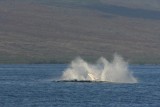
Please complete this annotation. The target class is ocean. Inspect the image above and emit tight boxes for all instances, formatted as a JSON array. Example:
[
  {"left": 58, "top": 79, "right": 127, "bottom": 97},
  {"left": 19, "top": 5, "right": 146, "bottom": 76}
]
[{"left": 0, "top": 64, "right": 160, "bottom": 107}]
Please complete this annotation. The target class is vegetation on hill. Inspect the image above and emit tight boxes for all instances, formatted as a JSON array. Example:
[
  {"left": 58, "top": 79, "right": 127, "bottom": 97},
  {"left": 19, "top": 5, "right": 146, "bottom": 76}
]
[{"left": 0, "top": 0, "right": 160, "bottom": 64}]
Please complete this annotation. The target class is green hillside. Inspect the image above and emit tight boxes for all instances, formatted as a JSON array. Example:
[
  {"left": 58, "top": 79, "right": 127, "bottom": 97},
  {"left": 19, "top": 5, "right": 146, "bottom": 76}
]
[{"left": 0, "top": 0, "right": 160, "bottom": 64}]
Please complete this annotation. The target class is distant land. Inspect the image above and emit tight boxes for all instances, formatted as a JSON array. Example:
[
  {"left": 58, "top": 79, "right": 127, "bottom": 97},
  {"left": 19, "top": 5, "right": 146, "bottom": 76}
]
[{"left": 0, "top": 0, "right": 160, "bottom": 64}]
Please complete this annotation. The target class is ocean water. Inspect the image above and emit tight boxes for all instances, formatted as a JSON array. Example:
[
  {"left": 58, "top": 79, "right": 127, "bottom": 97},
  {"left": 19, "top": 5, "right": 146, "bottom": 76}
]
[{"left": 0, "top": 64, "right": 160, "bottom": 107}]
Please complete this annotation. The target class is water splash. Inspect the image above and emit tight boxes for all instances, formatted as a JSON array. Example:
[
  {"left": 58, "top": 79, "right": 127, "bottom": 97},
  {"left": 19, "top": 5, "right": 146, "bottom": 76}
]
[{"left": 61, "top": 54, "right": 138, "bottom": 83}]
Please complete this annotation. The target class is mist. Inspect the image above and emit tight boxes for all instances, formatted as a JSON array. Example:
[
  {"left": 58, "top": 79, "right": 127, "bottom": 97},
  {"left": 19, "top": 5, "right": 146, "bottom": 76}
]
[{"left": 60, "top": 54, "right": 138, "bottom": 83}]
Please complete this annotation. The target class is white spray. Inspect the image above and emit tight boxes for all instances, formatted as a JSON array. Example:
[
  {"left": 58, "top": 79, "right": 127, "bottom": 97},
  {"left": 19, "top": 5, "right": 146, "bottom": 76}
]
[{"left": 61, "top": 54, "right": 138, "bottom": 83}]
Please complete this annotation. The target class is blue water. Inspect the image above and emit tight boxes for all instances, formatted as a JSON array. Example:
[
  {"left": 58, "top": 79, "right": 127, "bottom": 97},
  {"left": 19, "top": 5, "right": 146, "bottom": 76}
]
[{"left": 0, "top": 64, "right": 160, "bottom": 107}]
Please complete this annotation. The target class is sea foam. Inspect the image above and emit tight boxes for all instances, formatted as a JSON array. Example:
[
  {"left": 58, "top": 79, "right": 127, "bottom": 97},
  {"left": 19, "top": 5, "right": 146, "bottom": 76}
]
[{"left": 61, "top": 54, "right": 137, "bottom": 83}]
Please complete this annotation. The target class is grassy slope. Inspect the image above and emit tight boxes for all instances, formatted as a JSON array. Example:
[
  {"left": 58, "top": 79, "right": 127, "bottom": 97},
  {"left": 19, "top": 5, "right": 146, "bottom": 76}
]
[
  {"left": 100, "top": 0, "right": 160, "bottom": 11},
  {"left": 0, "top": 0, "right": 160, "bottom": 64}
]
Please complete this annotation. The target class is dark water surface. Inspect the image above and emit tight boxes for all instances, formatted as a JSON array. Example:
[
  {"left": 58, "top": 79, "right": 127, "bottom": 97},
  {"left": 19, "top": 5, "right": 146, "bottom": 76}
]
[{"left": 0, "top": 64, "right": 160, "bottom": 107}]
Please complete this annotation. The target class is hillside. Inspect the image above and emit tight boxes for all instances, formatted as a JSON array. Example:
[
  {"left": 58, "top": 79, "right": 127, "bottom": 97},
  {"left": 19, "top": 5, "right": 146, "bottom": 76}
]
[{"left": 0, "top": 0, "right": 160, "bottom": 64}]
